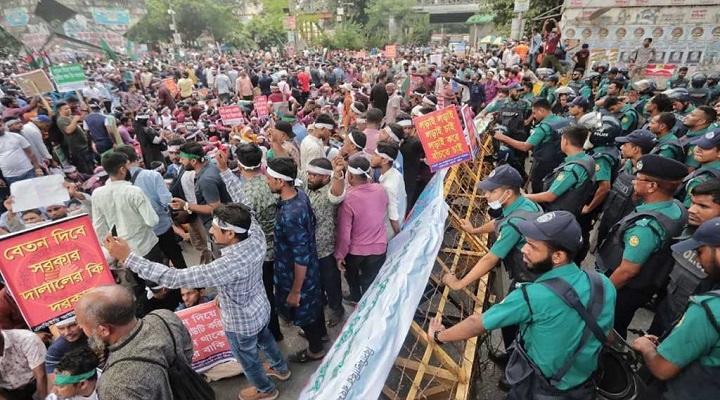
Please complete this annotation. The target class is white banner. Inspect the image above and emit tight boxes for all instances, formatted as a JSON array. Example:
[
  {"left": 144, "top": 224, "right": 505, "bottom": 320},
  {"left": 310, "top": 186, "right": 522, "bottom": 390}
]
[{"left": 299, "top": 169, "right": 449, "bottom": 399}]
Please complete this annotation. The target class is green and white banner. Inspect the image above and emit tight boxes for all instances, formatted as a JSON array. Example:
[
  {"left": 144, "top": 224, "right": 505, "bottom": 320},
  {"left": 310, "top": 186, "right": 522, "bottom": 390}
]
[{"left": 49, "top": 64, "right": 87, "bottom": 92}]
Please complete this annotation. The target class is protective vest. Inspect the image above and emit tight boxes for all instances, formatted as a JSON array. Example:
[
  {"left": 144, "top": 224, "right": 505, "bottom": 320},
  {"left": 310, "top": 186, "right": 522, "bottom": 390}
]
[
  {"left": 533, "top": 118, "right": 571, "bottom": 170},
  {"left": 688, "top": 87, "right": 710, "bottom": 107},
  {"left": 495, "top": 99, "right": 531, "bottom": 141},
  {"left": 650, "top": 137, "right": 686, "bottom": 163},
  {"left": 595, "top": 201, "right": 687, "bottom": 290},
  {"left": 541, "top": 156, "right": 596, "bottom": 217},
  {"left": 494, "top": 210, "right": 543, "bottom": 283},
  {"left": 598, "top": 166, "right": 636, "bottom": 240},
  {"left": 591, "top": 146, "right": 620, "bottom": 184},
  {"left": 566, "top": 80, "right": 584, "bottom": 95},
  {"left": 676, "top": 166, "right": 720, "bottom": 203},
  {"left": 664, "top": 250, "right": 714, "bottom": 328}
]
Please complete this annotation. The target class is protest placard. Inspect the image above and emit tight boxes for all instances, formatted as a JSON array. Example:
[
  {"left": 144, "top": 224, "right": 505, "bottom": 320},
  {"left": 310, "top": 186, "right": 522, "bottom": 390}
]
[
  {"left": 176, "top": 302, "right": 235, "bottom": 373},
  {"left": 253, "top": 95, "right": 269, "bottom": 118},
  {"left": 10, "top": 175, "right": 69, "bottom": 213},
  {"left": 430, "top": 54, "right": 442, "bottom": 66},
  {"left": 163, "top": 78, "right": 179, "bottom": 97},
  {"left": 218, "top": 105, "right": 245, "bottom": 125},
  {"left": 0, "top": 215, "right": 114, "bottom": 331},
  {"left": 413, "top": 106, "right": 472, "bottom": 172},
  {"left": 49, "top": 64, "right": 88, "bottom": 92},
  {"left": 460, "top": 105, "right": 479, "bottom": 159},
  {"left": 14, "top": 69, "right": 55, "bottom": 97},
  {"left": 385, "top": 45, "right": 397, "bottom": 58}
]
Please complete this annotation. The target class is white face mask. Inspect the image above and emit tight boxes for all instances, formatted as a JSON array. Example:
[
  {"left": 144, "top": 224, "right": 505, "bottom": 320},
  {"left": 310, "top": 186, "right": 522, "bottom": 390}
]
[{"left": 488, "top": 191, "right": 509, "bottom": 210}]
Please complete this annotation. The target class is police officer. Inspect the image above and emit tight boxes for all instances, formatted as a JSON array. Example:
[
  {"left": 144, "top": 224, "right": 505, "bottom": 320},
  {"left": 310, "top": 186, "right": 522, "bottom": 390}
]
[
  {"left": 444, "top": 165, "right": 542, "bottom": 374},
  {"left": 597, "top": 130, "right": 658, "bottom": 242},
  {"left": 633, "top": 217, "right": 720, "bottom": 400},
  {"left": 679, "top": 129, "right": 720, "bottom": 206},
  {"left": 666, "top": 66, "right": 690, "bottom": 89},
  {"left": 707, "top": 73, "right": 720, "bottom": 105},
  {"left": 525, "top": 125, "right": 595, "bottom": 218},
  {"left": 688, "top": 72, "right": 710, "bottom": 107},
  {"left": 483, "top": 83, "right": 533, "bottom": 171},
  {"left": 605, "top": 95, "right": 640, "bottom": 135},
  {"left": 666, "top": 88, "right": 695, "bottom": 126},
  {"left": 680, "top": 105, "right": 717, "bottom": 169},
  {"left": 428, "top": 211, "right": 616, "bottom": 399},
  {"left": 566, "top": 68, "right": 585, "bottom": 95},
  {"left": 642, "top": 93, "right": 674, "bottom": 130},
  {"left": 631, "top": 79, "right": 658, "bottom": 119},
  {"left": 493, "top": 98, "right": 571, "bottom": 193},
  {"left": 579, "top": 72, "right": 601, "bottom": 103},
  {"left": 649, "top": 179, "right": 720, "bottom": 335},
  {"left": 648, "top": 112, "right": 684, "bottom": 162},
  {"left": 595, "top": 154, "right": 688, "bottom": 339},
  {"left": 595, "top": 67, "right": 619, "bottom": 100},
  {"left": 595, "top": 79, "right": 625, "bottom": 110},
  {"left": 538, "top": 74, "right": 559, "bottom": 104}
]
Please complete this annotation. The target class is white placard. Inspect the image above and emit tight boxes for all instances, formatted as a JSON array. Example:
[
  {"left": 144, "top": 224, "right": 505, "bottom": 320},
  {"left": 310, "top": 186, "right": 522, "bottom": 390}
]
[{"left": 10, "top": 175, "right": 70, "bottom": 213}]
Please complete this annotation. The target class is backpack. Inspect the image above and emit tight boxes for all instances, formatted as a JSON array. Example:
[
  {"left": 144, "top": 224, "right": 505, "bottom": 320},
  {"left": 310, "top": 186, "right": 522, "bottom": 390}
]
[{"left": 104, "top": 313, "right": 215, "bottom": 400}]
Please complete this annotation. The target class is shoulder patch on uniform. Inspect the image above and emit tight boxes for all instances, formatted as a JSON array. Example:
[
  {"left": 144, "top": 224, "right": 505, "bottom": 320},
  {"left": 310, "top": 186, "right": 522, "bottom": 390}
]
[
  {"left": 556, "top": 172, "right": 564, "bottom": 181},
  {"left": 595, "top": 164, "right": 600, "bottom": 171},
  {"left": 629, "top": 235, "right": 640, "bottom": 247},
  {"left": 622, "top": 117, "right": 629, "bottom": 123}
]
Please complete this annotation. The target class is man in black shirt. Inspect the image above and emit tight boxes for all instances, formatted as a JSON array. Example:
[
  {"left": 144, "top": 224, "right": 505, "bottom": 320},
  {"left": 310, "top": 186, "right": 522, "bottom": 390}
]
[{"left": 370, "top": 74, "right": 389, "bottom": 116}]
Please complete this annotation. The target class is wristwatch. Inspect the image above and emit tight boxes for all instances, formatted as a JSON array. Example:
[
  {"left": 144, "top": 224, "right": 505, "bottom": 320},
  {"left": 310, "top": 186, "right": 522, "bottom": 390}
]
[
  {"left": 433, "top": 330, "right": 445, "bottom": 345},
  {"left": 182, "top": 202, "right": 193, "bottom": 214}
]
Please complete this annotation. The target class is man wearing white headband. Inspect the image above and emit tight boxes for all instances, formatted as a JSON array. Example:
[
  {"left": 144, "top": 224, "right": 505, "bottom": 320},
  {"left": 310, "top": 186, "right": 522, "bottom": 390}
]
[
  {"left": 341, "top": 130, "right": 369, "bottom": 162},
  {"left": 305, "top": 157, "right": 346, "bottom": 326},
  {"left": 105, "top": 202, "right": 291, "bottom": 400},
  {"left": 0, "top": 119, "right": 44, "bottom": 185},
  {"left": 265, "top": 156, "right": 327, "bottom": 363},
  {"left": 370, "top": 141, "right": 407, "bottom": 241},
  {"left": 46, "top": 316, "right": 88, "bottom": 380},
  {"left": 300, "top": 113, "right": 335, "bottom": 173},
  {"left": 363, "top": 108, "right": 383, "bottom": 153},
  {"left": 396, "top": 113, "right": 430, "bottom": 210},
  {"left": 335, "top": 157, "right": 389, "bottom": 306},
  {"left": 379, "top": 124, "right": 405, "bottom": 174}
]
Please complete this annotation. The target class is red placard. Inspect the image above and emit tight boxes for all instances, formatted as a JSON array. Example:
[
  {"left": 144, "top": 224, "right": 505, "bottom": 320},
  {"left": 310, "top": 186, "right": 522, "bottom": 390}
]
[
  {"left": 385, "top": 45, "right": 397, "bottom": 58},
  {"left": 0, "top": 215, "right": 114, "bottom": 331},
  {"left": 218, "top": 105, "right": 245, "bottom": 126},
  {"left": 460, "top": 105, "right": 479, "bottom": 158},
  {"left": 176, "top": 302, "right": 235, "bottom": 372},
  {"left": 414, "top": 106, "right": 472, "bottom": 172},
  {"left": 253, "top": 95, "right": 269, "bottom": 118},
  {"left": 163, "top": 78, "right": 179, "bottom": 97}
]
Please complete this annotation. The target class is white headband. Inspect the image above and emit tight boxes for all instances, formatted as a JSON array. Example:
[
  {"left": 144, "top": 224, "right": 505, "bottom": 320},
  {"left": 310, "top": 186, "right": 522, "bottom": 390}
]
[
  {"left": 167, "top": 145, "right": 180, "bottom": 152},
  {"left": 348, "top": 165, "right": 371, "bottom": 178},
  {"left": 266, "top": 166, "right": 294, "bottom": 181},
  {"left": 307, "top": 165, "right": 333, "bottom": 175},
  {"left": 384, "top": 126, "right": 401, "bottom": 143},
  {"left": 212, "top": 217, "right": 248, "bottom": 233},
  {"left": 239, "top": 161, "right": 261, "bottom": 170},
  {"left": 375, "top": 148, "right": 395, "bottom": 161},
  {"left": 356, "top": 118, "right": 366, "bottom": 124},
  {"left": 348, "top": 133, "right": 363, "bottom": 150},
  {"left": 314, "top": 123, "right": 334, "bottom": 130},
  {"left": 350, "top": 104, "right": 363, "bottom": 114},
  {"left": 397, "top": 119, "right": 413, "bottom": 127},
  {"left": 422, "top": 97, "right": 436, "bottom": 106}
]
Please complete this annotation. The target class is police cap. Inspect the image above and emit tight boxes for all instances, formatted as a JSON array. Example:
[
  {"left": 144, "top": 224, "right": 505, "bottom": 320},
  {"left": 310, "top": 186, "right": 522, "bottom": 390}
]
[
  {"left": 672, "top": 217, "right": 720, "bottom": 252},
  {"left": 515, "top": 211, "right": 583, "bottom": 253},
  {"left": 615, "top": 129, "right": 657, "bottom": 151},
  {"left": 477, "top": 164, "right": 523, "bottom": 191},
  {"left": 636, "top": 154, "right": 688, "bottom": 181},
  {"left": 691, "top": 129, "right": 720, "bottom": 150}
]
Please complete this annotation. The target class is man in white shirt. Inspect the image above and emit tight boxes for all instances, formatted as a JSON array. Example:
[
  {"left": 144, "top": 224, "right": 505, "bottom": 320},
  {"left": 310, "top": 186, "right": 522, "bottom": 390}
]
[
  {"left": 300, "top": 114, "right": 335, "bottom": 172},
  {"left": 81, "top": 80, "right": 104, "bottom": 103},
  {"left": 21, "top": 115, "right": 52, "bottom": 168},
  {"left": 370, "top": 141, "right": 406, "bottom": 241},
  {"left": 277, "top": 74, "right": 292, "bottom": 99},
  {"left": 0, "top": 329, "right": 48, "bottom": 400},
  {"left": 0, "top": 119, "right": 43, "bottom": 185},
  {"left": 91, "top": 151, "right": 162, "bottom": 316},
  {"left": 214, "top": 68, "right": 233, "bottom": 103},
  {"left": 529, "top": 27, "right": 543, "bottom": 70}
]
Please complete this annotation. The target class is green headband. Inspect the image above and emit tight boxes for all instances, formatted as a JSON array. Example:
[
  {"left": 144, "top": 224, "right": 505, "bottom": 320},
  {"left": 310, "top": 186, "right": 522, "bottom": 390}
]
[
  {"left": 180, "top": 151, "right": 204, "bottom": 160},
  {"left": 54, "top": 369, "right": 96, "bottom": 385},
  {"left": 281, "top": 116, "right": 297, "bottom": 122}
]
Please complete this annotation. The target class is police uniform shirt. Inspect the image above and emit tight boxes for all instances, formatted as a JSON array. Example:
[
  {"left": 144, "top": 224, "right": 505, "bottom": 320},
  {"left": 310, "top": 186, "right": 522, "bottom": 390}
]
[
  {"left": 482, "top": 264, "right": 617, "bottom": 390},
  {"left": 619, "top": 104, "right": 639, "bottom": 134},
  {"left": 490, "top": 196, "right": 542, "bottom": 259},
  {"left": 548, "top": 153, "right": 594, "bottom": 197},
  {"left": 684, "top": 160, "right": 720, "bottom": 207},
  {"left": 685, "top": 126, "right": 711, "bottom": 168},
  {"left": 592, "top": 146, "right": 615, "bottom": 183},
  {"left": 484, "top": 98, "right": 530, "bottom": 115},
  {"left": 526, "top": 114, "right": 565, "bottom": 148},
  {"left": 622, "top": 200, "right": 685, "bottom": 265},
  {"left": 579, "top": 85, "right": 593, "bottom": 101},
  {"left": 657, "top": 294, "right": 720, "bottom": 369},
  {"left": 654, "top": 133, "right": 683, "bottom": 160}
]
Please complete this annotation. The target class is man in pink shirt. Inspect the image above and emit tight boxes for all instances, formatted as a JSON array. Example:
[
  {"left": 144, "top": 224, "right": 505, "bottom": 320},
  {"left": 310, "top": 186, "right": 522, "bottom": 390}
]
[
  {"left": 335, "top": 157, "right": 389, "bottom": 304},
  {"left": 236, "top": 70, "right": 254, "bottom": 101},
  {"left": 363, "top": 109, "right": 383, "bottom": 153}
]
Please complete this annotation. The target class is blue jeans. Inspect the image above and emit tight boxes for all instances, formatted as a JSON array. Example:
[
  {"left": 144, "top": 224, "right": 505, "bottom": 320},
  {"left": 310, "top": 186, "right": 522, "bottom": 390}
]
[
  {"left": 4, "top": 169, "right": 36, "bottom": 185},
  {"left": 226, "top": 325, "right": 289, "bottom": 393}
]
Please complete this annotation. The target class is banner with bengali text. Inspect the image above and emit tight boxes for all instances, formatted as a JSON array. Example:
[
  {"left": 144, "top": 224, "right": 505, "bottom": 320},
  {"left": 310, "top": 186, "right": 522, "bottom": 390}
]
[
  {"left": 0, "top": 215, "right": 114, "bottom": 331},
  {"left": 176, "top": 302, "right": 235, "bottom": 373},
  {"left": 218, "top": 105, "right": 245, "bottom": 126},
  {"left": 253, "top": 96, "right": 269, "bottom": 118},
  {"left": 415, "top": 106, "right": 472, "bottom": 172}
]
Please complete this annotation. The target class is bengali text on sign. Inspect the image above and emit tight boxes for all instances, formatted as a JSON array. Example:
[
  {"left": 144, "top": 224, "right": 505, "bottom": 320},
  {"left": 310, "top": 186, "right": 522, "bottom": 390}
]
[
  {"left": 0, "top": 215, "right": 114, "bottom": 331},
  {"left": 218, "top": 105, "right": 245, "bottom": 126},
  {"left": 253, "top": 96, "right": 270, "bottom": 118},
  {"left": 414, "top": 106, "right": 472, "bottom": 172},
  {"left": 176, "top": 302, "right": 235, "bottom": 372}
]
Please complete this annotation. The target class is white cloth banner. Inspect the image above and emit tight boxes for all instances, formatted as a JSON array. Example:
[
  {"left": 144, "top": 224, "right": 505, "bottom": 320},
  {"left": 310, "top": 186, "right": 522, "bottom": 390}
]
[{"left": 299, "top": 169, "right": 448, "bottom": 399}]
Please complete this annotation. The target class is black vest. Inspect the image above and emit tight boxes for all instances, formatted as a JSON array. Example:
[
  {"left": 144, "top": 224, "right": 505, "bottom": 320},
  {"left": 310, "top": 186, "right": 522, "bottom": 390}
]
[
  {"left": 650, "top": 137, "right": 686, "bottom": 163},
  {"left": 688, "top": 87, "right": 710, "bottom": 107},
  {"left": 541, "top": 156, "right": 596, "bottom": 217},
  {"left": 533, "top": 118, "right": 571, "bottom": 170},
  {"left": 591, "top": 146, "right": 620, "bottom": 184},
  {"left": 494, "top": 209, "right": 543, "bottom": 283},
  {"left": 495, "top": 99, "right": 531, "bottom": 141},
  {"left": 677, "top": 166, "right": 720, "bottom": 203},
  {"left": 664, "top": 249, "right": 713, "bottom": 326},
  {"left": 595, "top": 201, "right": 688, "bottom": 290},
  {"left": 598, "top": 165, "right": 636, "bottom": 239}
]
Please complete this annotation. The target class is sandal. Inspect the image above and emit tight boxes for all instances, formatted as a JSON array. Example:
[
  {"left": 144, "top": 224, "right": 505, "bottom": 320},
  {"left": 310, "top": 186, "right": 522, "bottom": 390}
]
[
  {"left": 327, "top": 313, "right": 344, "bottom": 327},
  {"left": 288, "top": 349, "right": 326, "bottom": 363}
]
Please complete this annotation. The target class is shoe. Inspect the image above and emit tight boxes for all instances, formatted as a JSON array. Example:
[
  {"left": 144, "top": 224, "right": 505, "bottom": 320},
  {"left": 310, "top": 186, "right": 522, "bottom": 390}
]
[
  {"left": 238, "top": 386, "right": 279, "bottom": 400},
  {"left": 298, "top": 328, "right": 330, "bottom": 342},
  {"left": 488, "top": 350, "right": 509, "bottom": 367},
  {"left": 263, "top": 363, "right": 291, "bottom": 381},
  {"left": 288, "top": 349, "right": 326, "bottom": 363},
  {"left": 497, "top": 376, "right": 511, "bottom": 392},
  {"left": 327, "top": 312, "right": 344, "bottom": 327}
]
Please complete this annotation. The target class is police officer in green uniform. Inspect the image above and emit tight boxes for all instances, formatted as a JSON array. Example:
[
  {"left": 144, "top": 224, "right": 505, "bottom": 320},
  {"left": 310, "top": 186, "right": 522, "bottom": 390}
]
[
  {"left": 605, "top": 95, "right": 640, "bottom": 135},
  {"left": 444, "top": 164, "right": 542, "bottom": 378},
  {"left": 428, "top": 211, "right": 616, "bottom": 399},
  {"left": 538, "top": 74, "right": 559, "bottom": 105},
  {"left": 579, "top": 72, "right": 601, "bottom": 102},
  {"left": 597, "top": 129, "right": 658, "bottom": 241},
  {"left": 520, "top": 80, "right": 536, "bottom": 103},
  {"left": 649, "top": 112, "right": 685, "bottom": 162},
  {"left": 525, "top": 125, "right": 595, "bottom": 217},
  {"left": 680, "top": 105, "right": 717, "bottom": 169},
  {"left": 665, "top": 66, "right": 690, "bottom": 90},
  {"left": 493, "top": 98, "right": 571, "bottom": 193},
  {"left": 680, "top": 129, "right": 720, "bottom": 206},
  {"left": 597, "top": 67, "right": 619, "bottom": 95},
  {"left": 650, "top": 179, "right": 720, "bottom": 335},
  {"left": 595, "top": 154, "right": 689, "bottom": 339},
  {"left": 594, "top": 79, "right": 625, "bottom": 110},
  {"left": 633, "top": 217, "right": 720, "bottom": 400}
]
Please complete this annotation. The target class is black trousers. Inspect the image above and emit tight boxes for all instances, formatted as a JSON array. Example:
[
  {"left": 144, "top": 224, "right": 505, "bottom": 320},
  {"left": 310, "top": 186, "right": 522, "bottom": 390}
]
[
  {"left": 529, "top": 160, "right": 555, "bottom": 194},
  {"left": 157, "top": 226, "right": 187, "bottom": 269},
  {"left": 262, "top": 260, "right": 282, "bottom": 340},
  {"left": 319, "top": 254, "right": 344, "bottom": 317},
  {"left": 0, "top": 380, "right": 36, "bottom": 400},
  {"left": 131, "top": 243, "right": 165, "bottom": 317},
  {"left": 301, "top": 315, "right": 327, "bottom": 354},
  {"left": 576, "top": 207, "right": 601, "bottom": 264},
  {"left": 614, "top": 285, "right": 657, "bottom": 339},
  {"left": 344, "top": 253, "right": 386, "bottom": 302},
  {"left": 70, "top": 150, "right": 95, "bottom": 174},
  {"left": 501, "top": 281, "right": 520, "bottom": 350}
]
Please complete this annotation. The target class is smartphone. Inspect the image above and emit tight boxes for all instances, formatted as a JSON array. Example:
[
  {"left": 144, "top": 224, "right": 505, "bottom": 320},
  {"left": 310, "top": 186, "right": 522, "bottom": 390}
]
[{"left": 111, "top": 225, "right": 118, "bottom": 237}]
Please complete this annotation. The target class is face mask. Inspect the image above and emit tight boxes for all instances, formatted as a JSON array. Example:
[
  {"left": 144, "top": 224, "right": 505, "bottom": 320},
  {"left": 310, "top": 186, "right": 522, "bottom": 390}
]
[{"left": 488, "top": 191, "right": 509, "bottom": 210}]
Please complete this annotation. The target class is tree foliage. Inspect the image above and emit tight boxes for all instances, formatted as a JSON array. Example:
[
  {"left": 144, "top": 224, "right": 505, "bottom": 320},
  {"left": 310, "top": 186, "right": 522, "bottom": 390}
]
[
  {"left": 484, "top": 0, "right": 564, "bottom": 36},
  {"left": 0, "top": 28, "right": 21, "bottom": 54}
]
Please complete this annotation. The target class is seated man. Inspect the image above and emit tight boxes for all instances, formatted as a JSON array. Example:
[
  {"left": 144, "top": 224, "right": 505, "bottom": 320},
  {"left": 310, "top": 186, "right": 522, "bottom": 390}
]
[
  {"left": 46, "top": 347, "right": 100, "bottom": 400},
  {"left": 0, "top": 328, "right": 48, "bottom": 400},
  {"left": 175, "top": 287, "right": 216, "bottom": 311}
]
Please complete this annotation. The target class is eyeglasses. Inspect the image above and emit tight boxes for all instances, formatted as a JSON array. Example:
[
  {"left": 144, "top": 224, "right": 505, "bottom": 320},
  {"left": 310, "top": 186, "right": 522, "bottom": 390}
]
[{"left": 632, "top": 178, "right": 656, "bottom": 184}]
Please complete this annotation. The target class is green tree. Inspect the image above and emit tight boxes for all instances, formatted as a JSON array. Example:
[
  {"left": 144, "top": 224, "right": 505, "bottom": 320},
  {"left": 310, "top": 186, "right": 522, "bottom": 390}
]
[
  {"left": 364, "top": 0, "right": 429, "bottom": 46},
  {"left": 484, "top": 0, "right": 563, "bottom": 36},
  {"left": 319, "top": 22, "right": 366, "bottom": 50},
  {"left": 0, "top": 28, "right": 21, "bottom": 54},
  {"left": 245, "top": 0, "right": 287, "bottom": 49}
]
